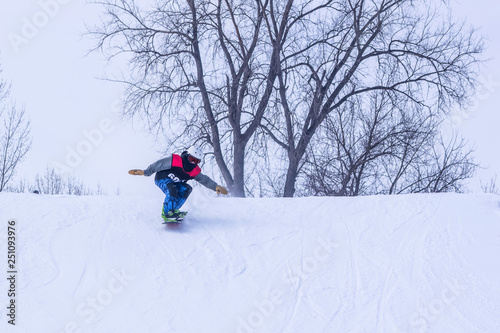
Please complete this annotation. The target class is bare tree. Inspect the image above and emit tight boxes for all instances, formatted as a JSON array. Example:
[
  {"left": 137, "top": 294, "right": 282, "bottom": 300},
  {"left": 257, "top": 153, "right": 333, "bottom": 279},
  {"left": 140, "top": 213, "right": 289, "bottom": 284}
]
[
  {"left": 395, "top": 134, "right": 478, "bottom": 194},
  {"left": 297, "top": 87, "right": 477, "bottom": 196},
  {"left": 7, "top": 168, "right": 104, "bottom": 195},
  {"left": 5, "top": 178, "right": 31, "bottom": 193},
  {"left": 91, "top": 0, "right": 483, "bottom": 197},
  {"left": 300, "top": 91, "right": 427, "bottom": 196},
  {"left": 35, "top": 167, "right": 65, "bottom": 195},
  {"left": 33, "top": 167, "right": 97, "bottom": 195},
  {"left": 90, "top": 0, "right": 303, "bottom": 197},
  {"left": 0, "top": 69, "right": 32, "bottom": 192},
  {"left": 67, "top": 175, "right": 94, "bottom": 195},
  {"left": 263, "top": 0, "right": 483, "bottom": 196},
  {"left": 481, "top": 176, "right": 499, "bottom": 195}
]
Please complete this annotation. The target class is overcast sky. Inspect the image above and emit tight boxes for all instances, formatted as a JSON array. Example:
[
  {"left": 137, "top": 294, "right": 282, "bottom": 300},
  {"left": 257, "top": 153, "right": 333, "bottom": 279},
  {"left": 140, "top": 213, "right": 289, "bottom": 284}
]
[{"left": 0, "top": 0, "right": 499, "bottom": 196}]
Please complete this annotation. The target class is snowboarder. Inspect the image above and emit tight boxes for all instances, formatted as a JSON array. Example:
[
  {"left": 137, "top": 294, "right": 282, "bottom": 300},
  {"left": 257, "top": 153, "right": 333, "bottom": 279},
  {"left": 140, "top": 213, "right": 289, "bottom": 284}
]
[{"left": 128, "top": 146, "right": 228, "bottom": 223}]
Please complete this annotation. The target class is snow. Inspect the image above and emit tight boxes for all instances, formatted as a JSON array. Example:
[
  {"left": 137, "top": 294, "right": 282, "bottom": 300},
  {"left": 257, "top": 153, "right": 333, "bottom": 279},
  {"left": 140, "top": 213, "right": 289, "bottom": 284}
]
[{"left": 1, "top": 190, "right": 500, "bottom": 332}]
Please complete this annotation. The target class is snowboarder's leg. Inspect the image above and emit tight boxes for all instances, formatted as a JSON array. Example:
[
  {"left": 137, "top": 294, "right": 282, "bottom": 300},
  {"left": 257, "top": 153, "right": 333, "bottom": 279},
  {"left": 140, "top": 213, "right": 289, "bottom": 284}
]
[
  {"left": 174, "top": 183, "right": 192, "bottom": 210},
  {"left": 155, "top": 179, "right": 180, "bottom": 221},
  {"left": 167, "top": 183, "right": 192, "bottom": 219}
]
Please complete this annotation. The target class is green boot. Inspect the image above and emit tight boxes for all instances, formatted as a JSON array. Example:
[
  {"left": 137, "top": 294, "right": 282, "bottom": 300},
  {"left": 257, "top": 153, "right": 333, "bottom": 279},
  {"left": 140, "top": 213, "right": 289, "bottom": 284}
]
[
  {"left": 177, "top": 211, "right": 188, "bottom": 219},
  {"left": 161, "top": 207, "right": 178, "bottom": 223}
]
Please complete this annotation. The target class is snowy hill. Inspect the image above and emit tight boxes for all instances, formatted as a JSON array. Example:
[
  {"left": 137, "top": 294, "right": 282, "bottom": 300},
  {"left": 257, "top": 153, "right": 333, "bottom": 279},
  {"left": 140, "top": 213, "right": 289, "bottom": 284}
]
[{"left": 1, "top": 191, "right": 500, "bottom": 333}]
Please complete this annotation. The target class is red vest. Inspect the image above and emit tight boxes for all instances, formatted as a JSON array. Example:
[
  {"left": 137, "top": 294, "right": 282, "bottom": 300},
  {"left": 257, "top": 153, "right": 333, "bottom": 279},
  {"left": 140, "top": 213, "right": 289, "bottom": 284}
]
[{"left": 172, "top": 154, "right": 201, "bottom": 178}]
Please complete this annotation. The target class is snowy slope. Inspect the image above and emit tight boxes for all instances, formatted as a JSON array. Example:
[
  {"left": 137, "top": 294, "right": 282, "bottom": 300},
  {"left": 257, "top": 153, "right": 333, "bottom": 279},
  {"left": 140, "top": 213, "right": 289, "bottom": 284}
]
[{"left": 1, "top": 191, "right": 500, "bottom": 333}]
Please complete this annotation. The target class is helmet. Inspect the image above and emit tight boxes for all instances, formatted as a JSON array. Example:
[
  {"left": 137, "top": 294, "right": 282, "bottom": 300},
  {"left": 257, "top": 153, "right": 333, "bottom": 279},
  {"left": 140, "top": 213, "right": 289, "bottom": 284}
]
[{"left": 187, "top": 145, "right": 204, "bottom": 161}]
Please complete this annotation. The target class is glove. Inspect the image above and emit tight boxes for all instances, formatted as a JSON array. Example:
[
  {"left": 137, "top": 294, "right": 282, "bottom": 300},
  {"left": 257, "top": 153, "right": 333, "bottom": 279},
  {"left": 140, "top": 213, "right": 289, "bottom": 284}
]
[
  {"left": 128, "top": 169, "right": 145, "bottom": 176},
  {"left": 215, "top": 185, "right": 228, "bottom": 195},
  {"left": 166, "top": 181, "right": 179, "bottom": 198}
]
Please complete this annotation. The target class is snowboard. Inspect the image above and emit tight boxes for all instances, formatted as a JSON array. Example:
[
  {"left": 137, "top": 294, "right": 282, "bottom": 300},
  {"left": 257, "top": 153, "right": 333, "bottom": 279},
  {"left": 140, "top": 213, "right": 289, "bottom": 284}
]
[{"left": 162, "top": 218, "right": 183, "bottom": 224}]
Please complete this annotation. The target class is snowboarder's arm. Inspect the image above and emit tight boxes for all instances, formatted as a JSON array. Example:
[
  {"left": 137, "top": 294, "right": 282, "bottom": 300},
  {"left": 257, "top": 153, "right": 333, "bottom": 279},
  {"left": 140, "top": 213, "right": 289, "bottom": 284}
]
[
  {"left": 194, "top": 173, "right": 225, "bottom": 192},
  {"left": 194, "top": 173, "right": 217, "bottom": 190},
  {"left": 194, "top": 173, "right": 228, "bottom": 195},
  {"left": 143, "top": 156, "right": 173, "bottom": 177}
]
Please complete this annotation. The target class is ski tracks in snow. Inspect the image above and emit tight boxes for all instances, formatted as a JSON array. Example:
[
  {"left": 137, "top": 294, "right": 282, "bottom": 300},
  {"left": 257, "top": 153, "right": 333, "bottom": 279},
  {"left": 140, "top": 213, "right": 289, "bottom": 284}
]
[
  {"left": 280, "top": 226, "right": 305, "bottom": 333},
  {"left": 4, "top": 192, "right": 500, "bottom": 332},
  {"left": 374, "top": 197, "right": 438, "bottom": 333},
  {"left": 194, "top": 222, "right": 247, "bottom": 283},
  {"left": 328, "top": 195, "right": 443, "bottom": 332}
]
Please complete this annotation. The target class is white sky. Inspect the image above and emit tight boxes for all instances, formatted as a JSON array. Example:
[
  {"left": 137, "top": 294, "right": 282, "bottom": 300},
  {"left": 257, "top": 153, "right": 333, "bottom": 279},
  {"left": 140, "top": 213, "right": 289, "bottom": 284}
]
[{"left": 0, "top": 0, "right": 499, "bottom": 196}]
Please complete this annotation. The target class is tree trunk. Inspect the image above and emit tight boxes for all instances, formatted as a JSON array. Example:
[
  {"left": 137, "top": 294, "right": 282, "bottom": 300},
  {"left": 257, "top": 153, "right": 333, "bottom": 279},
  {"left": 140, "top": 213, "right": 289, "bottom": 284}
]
[
  {"left": 283, "top": 156, "right": 300, "bottom": 197},
  {"left": 231, "top": 140, "right": 246, "bottom": 197}
]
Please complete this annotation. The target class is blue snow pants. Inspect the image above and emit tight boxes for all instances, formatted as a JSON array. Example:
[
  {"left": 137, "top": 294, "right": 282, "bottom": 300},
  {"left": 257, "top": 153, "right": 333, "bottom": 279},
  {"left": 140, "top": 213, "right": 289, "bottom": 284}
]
[{"left": 155, "top": 178, "right": 193, "bottom": 213}]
